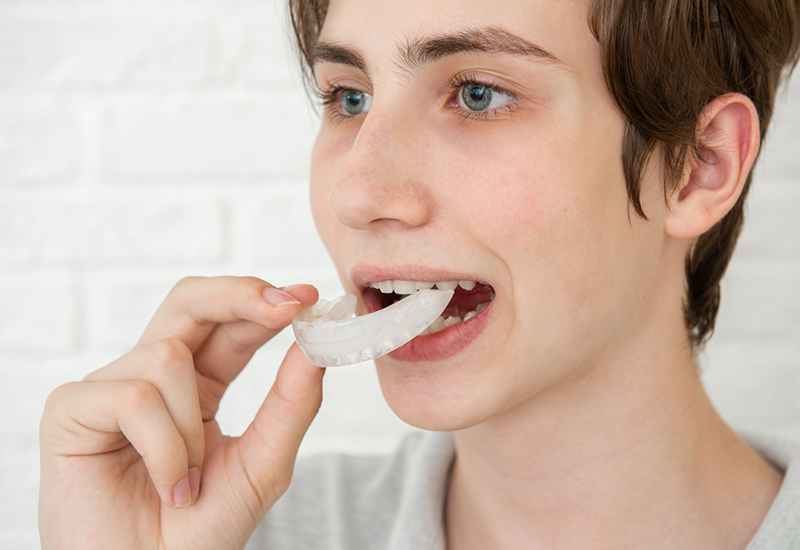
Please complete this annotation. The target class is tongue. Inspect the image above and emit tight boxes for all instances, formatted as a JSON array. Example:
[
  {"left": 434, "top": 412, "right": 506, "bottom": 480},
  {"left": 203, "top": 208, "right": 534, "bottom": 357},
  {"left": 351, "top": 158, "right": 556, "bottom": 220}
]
[{"left": 442, "top": 283, "right": 494, "bottom": 318}]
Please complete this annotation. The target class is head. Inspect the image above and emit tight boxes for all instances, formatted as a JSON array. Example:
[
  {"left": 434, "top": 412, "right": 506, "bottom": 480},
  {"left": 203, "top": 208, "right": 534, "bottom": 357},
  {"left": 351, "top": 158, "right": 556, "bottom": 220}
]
[{"left": 289, "top": 0, "right": 800, "bottom": 429}]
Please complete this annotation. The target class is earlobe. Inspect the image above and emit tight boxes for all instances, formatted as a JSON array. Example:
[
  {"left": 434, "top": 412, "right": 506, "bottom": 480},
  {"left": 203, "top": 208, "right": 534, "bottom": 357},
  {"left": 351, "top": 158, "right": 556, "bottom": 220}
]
[{"left": 664, "top": 94, "right": 760, "bottom": 239}]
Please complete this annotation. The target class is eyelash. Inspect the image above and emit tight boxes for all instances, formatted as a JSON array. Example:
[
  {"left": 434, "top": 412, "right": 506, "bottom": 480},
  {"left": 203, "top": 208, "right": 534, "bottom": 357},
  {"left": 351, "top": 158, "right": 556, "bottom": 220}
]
[
  {"left": 446, "top": 74, "right": 518, "bottom": 121},
  {"left": 316, "top": 86, "right": 354, "bottom": 124},
  {"left": 316, "top": 75, "right": 518, "bottom": 123}
]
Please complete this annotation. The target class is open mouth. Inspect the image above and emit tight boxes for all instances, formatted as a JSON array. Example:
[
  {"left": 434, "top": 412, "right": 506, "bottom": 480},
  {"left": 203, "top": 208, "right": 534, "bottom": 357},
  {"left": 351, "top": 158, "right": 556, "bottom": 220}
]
[{"left": 363, "top": 279, "right": 495, "bottom": 336}]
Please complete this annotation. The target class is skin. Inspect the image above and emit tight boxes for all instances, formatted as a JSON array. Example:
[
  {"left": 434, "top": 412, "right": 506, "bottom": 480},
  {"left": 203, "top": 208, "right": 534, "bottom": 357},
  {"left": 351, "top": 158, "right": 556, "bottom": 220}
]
[
  {"left": 39, "top": 278, "right": 326, "bottom": 550},
  {"left": 38, "top": 0, "right": 783, "bottom": 549},
  {"left": 311, "top": 0, "right": 783, "bottom": 548}
]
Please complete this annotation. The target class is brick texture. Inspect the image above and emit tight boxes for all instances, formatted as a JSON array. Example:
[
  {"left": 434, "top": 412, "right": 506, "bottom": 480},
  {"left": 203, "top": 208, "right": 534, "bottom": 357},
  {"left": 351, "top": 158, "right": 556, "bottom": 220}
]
[
  {"left": 0, "top": 97, "right": 77, "bottom": 184},
  {"left": 0, "top": 2, "right": 798, "bottom": 548},
  {"left": 0, "top": 274, "right": 77, "bottom": 352},
  {"left": 0, "top": 193, "right": 225, "bottom": 265},
  {"left": 97, "top": 94, "right": 315, "bottom": 180},
  {"left": 0, "top": 6, "right": 210, "bottom": 87}
]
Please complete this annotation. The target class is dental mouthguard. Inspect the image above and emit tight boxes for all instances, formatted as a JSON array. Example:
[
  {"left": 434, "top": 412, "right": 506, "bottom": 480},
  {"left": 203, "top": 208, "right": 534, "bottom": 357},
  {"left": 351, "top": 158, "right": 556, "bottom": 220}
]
[{"left": 292, "top": 288, "right": 454, "bottom": 367}]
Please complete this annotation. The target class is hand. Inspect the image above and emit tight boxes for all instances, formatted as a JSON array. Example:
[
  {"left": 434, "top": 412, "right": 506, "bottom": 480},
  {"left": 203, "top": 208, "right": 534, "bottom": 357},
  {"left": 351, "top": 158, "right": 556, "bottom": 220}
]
[{"left": 38, "top": 276, "right": 325, "bottom": 550}]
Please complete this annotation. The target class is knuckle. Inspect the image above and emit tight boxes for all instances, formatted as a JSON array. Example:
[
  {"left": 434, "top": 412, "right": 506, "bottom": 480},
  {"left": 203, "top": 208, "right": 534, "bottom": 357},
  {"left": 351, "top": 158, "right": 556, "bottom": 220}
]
[
  {"left": 183, "top": 423, "right": 205, "bottom": 452},
  {"left": 233, "top": 275, "right": 267, "bottom": 295},
  {"left": 141, "top": 433, "right": 188, "bottom": 472},
  {"left": 174, "top": 275, "right": 202, "bottom": 291},
  {"left": 145, "top": 338, "right": 193, "bottom": 375},
  {"left": 42, "top": 381, "right": 81, "bottom": 415},
  {"left": 271, "top": 472, "right": 292, "bottom": 499},
  {"left": 168, "top": 276, "right": 205, "bottom": 302},
  {"left": 222, "top": 325, "right": 263, "bottom": 356},
  {"left": 118, "top": 380, "right": 161, "bottom": 411}
]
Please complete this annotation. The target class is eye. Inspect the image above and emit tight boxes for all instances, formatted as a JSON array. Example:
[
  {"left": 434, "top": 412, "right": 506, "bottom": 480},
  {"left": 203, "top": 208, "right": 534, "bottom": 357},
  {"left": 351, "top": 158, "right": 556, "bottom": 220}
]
[
  {"left": 340, "top": 89, "right": 373, "bottom": 116},
  {"left": 458, "top": 82, "right": 512, "bottom": 112}
]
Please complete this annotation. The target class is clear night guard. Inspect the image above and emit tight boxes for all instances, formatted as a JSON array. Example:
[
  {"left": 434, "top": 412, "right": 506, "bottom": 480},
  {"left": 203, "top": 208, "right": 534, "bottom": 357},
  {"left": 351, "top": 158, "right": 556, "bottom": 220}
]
[{"left": 292, "top": 289, "right": 454, "bottom": 367}]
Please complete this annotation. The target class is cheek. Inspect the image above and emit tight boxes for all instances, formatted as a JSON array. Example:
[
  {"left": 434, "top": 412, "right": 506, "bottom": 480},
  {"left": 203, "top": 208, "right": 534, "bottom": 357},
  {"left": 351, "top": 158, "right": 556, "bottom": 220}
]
[
  {"left": 452, "top": 140, "right": 617, "bottom": 261},
  {"left": 452, "top": 127, "right": 657, "bottom": 343}
]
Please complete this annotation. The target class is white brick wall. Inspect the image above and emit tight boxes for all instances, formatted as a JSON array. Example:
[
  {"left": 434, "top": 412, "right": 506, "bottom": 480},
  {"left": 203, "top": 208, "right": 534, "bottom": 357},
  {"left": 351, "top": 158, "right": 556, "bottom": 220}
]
[
  {"left": 0, "top": 2, "right": 798, "bottom": 548},
  {"left": 0, "top": 192, "right": 225, "bottom": 264},
  {"left": 97, "top": 94, "right": 313, "bottom": 179},
  {"left": 0, "top": 97, "right": 78, "bottom": 183},
  {"left": 0, "top": 274, "right": 77, "bottom": 352}
]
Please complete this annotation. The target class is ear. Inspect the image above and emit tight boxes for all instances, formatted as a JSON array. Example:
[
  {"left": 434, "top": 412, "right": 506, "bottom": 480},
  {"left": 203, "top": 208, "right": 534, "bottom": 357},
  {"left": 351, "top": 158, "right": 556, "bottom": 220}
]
[{"left": 664, "top": 93, "right": 760, "bottom": 239}]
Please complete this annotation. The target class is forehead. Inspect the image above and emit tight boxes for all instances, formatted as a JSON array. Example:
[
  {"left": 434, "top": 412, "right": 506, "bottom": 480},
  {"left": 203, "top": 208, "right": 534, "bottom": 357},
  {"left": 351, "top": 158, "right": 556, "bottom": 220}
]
[{"left": 318, "top": 0, "right": 597, "bottom": 76}]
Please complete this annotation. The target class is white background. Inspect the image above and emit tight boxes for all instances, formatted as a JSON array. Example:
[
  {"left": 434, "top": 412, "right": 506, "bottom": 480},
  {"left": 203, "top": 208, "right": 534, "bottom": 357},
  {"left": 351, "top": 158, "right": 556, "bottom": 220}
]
[{"left": 0, "top": 1, "right": 798, "bottom": 548}]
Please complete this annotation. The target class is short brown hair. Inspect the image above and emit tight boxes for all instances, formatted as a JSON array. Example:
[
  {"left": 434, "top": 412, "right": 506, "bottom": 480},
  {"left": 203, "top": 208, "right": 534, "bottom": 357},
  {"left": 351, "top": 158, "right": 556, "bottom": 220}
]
[
  {"left": 288, "top": 0, "right": 800, "bottom": 347},
  {"left": 589, "top": 0, "right": 800, "bottom": 347}
]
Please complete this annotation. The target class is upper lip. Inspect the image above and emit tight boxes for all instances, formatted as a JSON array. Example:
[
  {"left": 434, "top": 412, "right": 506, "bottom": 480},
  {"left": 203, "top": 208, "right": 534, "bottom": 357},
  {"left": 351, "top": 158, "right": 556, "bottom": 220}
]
[{"left": 349, "top": 264, "right": 490, "bottom": 289}]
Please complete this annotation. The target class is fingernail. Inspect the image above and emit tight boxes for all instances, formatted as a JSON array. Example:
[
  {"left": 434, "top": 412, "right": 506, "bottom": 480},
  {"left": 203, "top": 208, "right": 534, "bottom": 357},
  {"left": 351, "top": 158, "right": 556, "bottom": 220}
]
[
  {"left": 263, "top": 287, "right": 301, "bottom": 308},
  {"left": 188, "top": 468, "right": 201, "bottom": 502},
  {"left": 282, "top": 283, "right": 307, "bottom": 294},
  {"left": 173, "top": 476, "right": 191, "bottom": 508}
]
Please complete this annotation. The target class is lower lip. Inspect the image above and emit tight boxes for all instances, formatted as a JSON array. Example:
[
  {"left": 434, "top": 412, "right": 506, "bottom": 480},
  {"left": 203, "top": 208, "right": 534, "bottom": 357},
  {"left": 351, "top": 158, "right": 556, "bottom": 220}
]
[{"left": 386, "top": 305, "right": 491, "bottom": 362}]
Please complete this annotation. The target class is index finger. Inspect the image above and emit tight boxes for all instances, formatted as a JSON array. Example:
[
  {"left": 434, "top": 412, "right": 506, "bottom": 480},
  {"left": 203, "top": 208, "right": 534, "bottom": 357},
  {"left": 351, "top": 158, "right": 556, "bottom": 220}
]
[{"left": 138, "top": 277, "right": 317, "bottom": 352}]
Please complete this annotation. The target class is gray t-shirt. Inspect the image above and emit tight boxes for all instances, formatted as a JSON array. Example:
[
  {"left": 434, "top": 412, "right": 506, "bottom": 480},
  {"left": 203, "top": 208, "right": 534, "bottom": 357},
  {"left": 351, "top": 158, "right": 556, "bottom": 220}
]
[{"left": 249, "top": 431, "right": 800, "bottom": 550}]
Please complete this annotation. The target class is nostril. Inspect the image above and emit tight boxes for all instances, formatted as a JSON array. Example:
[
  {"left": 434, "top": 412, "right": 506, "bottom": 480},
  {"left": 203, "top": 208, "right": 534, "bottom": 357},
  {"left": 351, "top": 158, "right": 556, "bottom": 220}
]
[{"left": 328, "top": 177, "right": 433, "bottom": 231}]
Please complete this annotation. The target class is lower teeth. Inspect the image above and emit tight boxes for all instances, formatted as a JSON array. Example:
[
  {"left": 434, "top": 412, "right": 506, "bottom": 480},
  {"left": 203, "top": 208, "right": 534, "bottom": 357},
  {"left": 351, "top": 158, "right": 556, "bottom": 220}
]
[{"left": 418, "top": 301, "right": 490, "bottom": 336}]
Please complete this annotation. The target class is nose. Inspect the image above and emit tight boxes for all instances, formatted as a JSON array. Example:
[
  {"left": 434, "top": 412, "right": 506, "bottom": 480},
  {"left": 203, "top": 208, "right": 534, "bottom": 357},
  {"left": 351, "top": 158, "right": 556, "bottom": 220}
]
[{"left": 327, "top": 110, "right": 433, "bottom": 232}]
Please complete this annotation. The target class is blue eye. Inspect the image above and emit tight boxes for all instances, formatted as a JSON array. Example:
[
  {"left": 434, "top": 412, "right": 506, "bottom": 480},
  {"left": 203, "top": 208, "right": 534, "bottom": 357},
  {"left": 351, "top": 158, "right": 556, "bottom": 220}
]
[
  {"left": 341, "top": 90, "right": 372, "bottom": 115},
  {"left": 462, "top": 84, "right": 491, "bottom": 111},
  {"left": 458, "top": 82, "right": 512, "bottom": 112}
]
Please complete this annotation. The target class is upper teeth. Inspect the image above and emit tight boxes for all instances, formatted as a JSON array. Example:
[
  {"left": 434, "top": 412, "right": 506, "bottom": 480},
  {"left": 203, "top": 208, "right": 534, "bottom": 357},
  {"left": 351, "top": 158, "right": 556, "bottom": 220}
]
[
  {"left": 366, "top": 279, "right": 494, "bottom": 336},
  {"left": 367, "top": 280, "right": 479, "bottom": 295}
]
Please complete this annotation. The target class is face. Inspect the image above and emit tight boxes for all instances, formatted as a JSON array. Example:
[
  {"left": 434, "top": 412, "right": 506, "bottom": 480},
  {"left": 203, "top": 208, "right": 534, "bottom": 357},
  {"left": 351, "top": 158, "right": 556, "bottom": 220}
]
[{"left": 309, "top": 0, "right": 669, "bottom": 430}]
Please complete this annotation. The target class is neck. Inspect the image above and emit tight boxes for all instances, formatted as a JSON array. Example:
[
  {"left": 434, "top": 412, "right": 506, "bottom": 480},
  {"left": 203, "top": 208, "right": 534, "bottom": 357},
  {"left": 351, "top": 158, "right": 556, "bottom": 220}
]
[{"left": 445, "top": 310, "right": 781, "bottom": 550}]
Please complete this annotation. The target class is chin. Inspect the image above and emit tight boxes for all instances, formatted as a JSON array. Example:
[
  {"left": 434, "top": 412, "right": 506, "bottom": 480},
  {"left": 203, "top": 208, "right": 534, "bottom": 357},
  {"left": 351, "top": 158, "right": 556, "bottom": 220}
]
[{"left": 373, "top": 354, "right": 507, "bottom": 432}]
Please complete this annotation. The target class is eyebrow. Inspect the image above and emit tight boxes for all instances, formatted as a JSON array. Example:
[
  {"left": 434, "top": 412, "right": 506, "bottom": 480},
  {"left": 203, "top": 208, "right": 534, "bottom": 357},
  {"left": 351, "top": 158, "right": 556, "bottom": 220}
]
[
  {"left": 310, "top": 26, "right": 562, "bottom": 75},
  {"left": 310, "top": 42, "right": 368, "bottom": 73},
  {"left": 402, "top": 27, "right": 561, "bottom": 69}
]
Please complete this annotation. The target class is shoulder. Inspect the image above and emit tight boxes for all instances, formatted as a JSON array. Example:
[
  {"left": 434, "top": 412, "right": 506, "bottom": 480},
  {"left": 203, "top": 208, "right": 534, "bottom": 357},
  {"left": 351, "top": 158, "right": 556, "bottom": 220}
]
[
  {"left": 247, "top": 431, "right": 455, "bottom": 550},
  {"left": 743, "top": 433, "right": 800, "bottom": 550}
]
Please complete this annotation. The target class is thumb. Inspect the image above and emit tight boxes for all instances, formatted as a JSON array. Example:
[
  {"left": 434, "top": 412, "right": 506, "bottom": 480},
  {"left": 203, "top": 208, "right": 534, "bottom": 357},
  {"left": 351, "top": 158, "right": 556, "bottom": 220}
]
[{"left": 237, "top": 343, "right": 325, "bottom": 512}]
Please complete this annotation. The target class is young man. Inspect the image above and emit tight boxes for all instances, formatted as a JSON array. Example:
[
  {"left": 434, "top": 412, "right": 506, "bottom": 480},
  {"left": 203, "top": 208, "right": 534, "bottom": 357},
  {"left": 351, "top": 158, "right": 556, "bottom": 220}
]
[{"left": 39, "top": 0, "right": 800, "bottom": 549}]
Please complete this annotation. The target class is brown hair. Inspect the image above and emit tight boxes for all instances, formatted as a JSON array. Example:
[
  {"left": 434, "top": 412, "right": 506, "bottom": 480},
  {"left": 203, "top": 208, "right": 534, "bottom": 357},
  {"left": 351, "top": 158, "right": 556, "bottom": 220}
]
[
  {"left": 288, "top": 0, "right": 800, "bottom": 347},
  {"left": 589, "top": 0, "right": 800, "bottom": 347}
]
